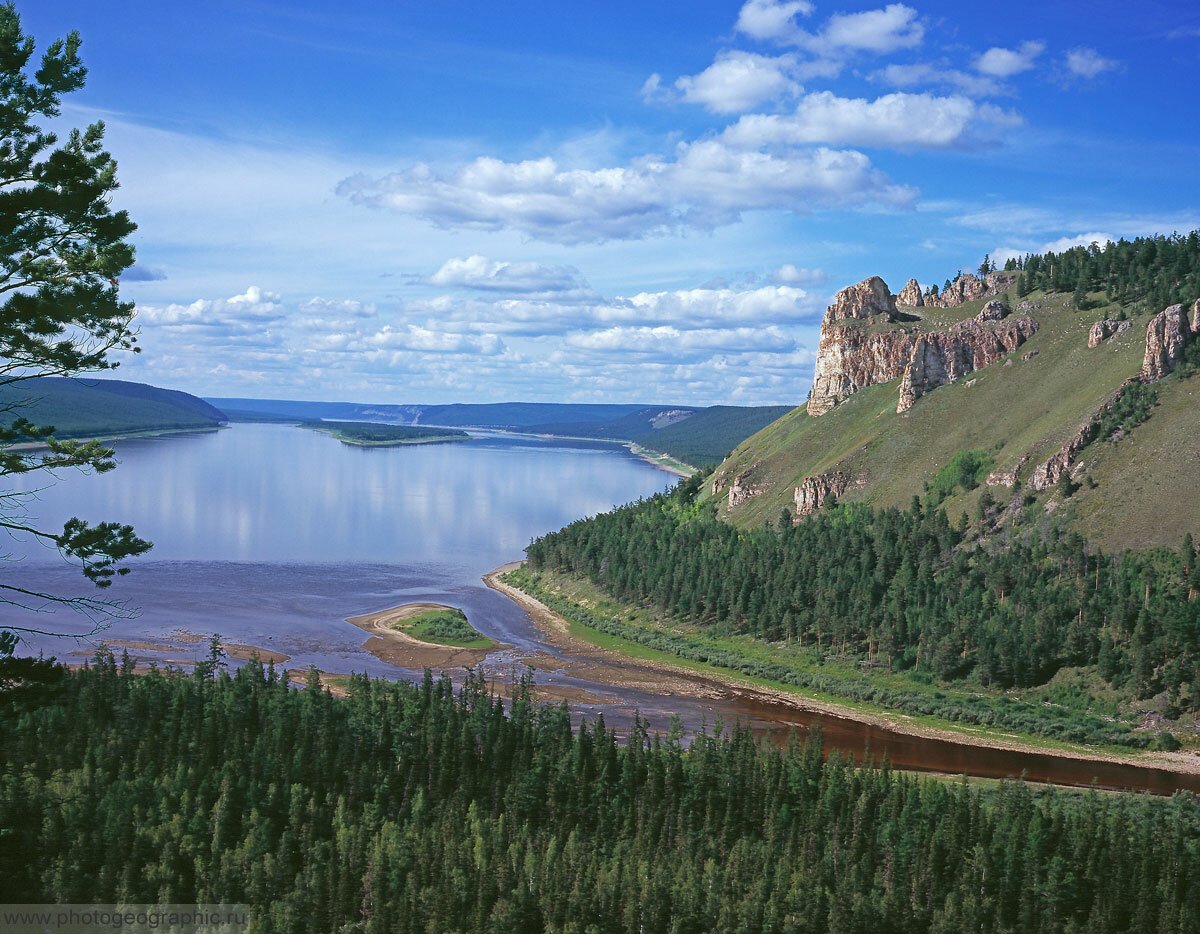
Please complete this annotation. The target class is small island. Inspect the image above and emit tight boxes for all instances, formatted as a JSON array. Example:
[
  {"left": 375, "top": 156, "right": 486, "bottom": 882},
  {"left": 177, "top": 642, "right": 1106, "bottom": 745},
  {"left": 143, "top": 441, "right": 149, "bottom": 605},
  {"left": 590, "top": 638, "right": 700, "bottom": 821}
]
[
  {"left": 347, "top": 602, "right": 503, "bottom": 669},
  {"left": 305, "top": 420, "right": 470, "bottom": 446}
]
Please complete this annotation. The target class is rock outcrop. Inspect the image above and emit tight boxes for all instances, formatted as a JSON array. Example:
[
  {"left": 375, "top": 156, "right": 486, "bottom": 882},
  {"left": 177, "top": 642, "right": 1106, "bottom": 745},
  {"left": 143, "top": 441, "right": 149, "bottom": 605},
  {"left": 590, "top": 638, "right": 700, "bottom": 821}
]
[
  {"left": 809, "top": 325, "right": 915, "bottom": 416},
  {"left": 976, "top": 300, "right": 1008, "bottom": 323},
  {"left": 1141, "top": 304, "right": 1192, "bottom": 380},
  {"left": 986, "top": 455, "right": 1029, "bottom": 488},
  {"left": 896, "top": 278, "right": 924, "bottom": 307},
  {"left": 727, "top": 467, "right": 765, "bottom": 508},
  {"left": 1088, "top": 319, "right": 1130, "bottom": 348},
  {"left": 793, "top": 471, "right": 850, "bottom": 518},
  {"left": 895, "top": 316, "right": 1038, "bottom": 413},
  {"left": 826, "top": 276, "right": 897, "bottom": 322},
  {"left": 1193, "top": 298, "right": 1200, "bottom": 335},
  {"left": 1028, "top": 423, "right": 1094, "bottom": 491},
  {"left": 926, "top": 272, "right": 1014, "bottom": 308}
]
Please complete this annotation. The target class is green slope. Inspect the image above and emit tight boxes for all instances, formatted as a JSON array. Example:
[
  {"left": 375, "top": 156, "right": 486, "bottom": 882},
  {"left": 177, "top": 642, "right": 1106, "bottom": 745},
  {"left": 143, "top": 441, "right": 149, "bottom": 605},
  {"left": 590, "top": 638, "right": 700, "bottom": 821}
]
[
  {"left": 1, "top": 377, "right": 227, "bottom": 440},
  {"left": 712, "top": 289, "right": 1197, "bottom": 550}
]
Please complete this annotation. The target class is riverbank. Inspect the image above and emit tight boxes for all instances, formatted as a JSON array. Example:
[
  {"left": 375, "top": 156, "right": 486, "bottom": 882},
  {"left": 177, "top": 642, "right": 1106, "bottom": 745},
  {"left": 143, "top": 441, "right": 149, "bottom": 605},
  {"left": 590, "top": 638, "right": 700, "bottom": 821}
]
[
  {"left": 485, "top": 563, "right": 1200, "bottom": 782},
  {"left": 8, "top": 424, "right": 225, "bottom": 450}
]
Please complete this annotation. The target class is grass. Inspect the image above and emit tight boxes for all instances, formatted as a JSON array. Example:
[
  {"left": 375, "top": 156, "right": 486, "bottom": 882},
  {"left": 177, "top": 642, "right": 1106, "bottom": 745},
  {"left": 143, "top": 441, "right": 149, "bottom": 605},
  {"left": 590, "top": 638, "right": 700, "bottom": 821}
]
[
  {"left": 504, "top": 566, "right": 1169, "bottom": 756},
  {"left": 708, "top": 289, "right": 1191, "bottom": 550},
  {"left": 391, "top": 608, "right": 493, "bottom": 648}
]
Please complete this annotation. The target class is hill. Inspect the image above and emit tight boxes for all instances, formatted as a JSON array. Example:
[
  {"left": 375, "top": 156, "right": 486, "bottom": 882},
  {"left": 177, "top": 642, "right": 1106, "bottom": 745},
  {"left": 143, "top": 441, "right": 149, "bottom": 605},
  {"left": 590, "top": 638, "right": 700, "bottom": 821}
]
[
  {"left": 209, "top": 397, "right": 789, "bottom": 469},
  {"left": 710, "top": 234, "right": 1200, "bottom": 551},
  {"left": 0, "top": 377, "right": 227, "bottom": 440}
]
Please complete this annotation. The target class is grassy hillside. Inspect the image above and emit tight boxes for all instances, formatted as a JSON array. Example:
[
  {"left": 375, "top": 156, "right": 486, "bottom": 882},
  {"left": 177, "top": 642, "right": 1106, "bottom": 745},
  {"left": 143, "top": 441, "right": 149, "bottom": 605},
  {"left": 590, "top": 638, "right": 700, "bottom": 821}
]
[
  {"left": 0, "top": 377, "right": 227, "bottom": 439},
  {"left": 712, "top": 288, "right": 1198, "bottom": 549}
]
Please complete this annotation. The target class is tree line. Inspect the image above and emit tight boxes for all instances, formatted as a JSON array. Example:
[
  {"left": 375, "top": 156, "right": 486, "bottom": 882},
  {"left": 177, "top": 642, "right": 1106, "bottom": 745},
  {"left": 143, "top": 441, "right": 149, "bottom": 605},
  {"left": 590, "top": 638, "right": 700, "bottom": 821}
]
[
  {"left": 526, "top": 477, "right": 1200, "bottom": 729},
  {"left": 3, "top": 655, "right": 1199, "bottom": 932}
]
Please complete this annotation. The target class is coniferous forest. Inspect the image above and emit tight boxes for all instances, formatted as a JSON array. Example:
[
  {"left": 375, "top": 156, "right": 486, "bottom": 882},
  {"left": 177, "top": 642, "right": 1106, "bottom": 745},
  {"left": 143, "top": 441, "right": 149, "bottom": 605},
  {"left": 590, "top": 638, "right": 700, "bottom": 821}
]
[
  {"left": 2, "top": 655, "right": 1199, "bottom": 933},
  {"left": 525, "top": 476, "right": 1200, "bottom": 745}
]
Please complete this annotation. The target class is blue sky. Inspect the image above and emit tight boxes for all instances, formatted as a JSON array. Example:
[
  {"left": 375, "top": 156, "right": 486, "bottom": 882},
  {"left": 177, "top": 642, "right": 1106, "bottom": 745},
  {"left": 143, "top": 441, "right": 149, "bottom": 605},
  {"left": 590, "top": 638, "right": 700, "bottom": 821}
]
[{"left": 26, "top": 0, "right": 1200, "bottom": 405}]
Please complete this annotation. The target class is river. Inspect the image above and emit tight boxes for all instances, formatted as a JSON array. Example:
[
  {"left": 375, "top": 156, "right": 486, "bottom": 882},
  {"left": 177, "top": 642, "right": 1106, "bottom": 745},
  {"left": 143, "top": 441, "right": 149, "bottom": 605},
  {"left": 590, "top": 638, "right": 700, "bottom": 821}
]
[{"left": 3, "top": 422, "right": 1197, "bottom": 794}]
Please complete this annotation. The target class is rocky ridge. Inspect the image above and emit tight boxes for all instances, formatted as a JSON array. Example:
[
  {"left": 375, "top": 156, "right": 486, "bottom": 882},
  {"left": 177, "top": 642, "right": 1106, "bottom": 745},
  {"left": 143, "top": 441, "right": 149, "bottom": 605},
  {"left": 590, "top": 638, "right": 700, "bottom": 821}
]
[{"left": 808, "top": 277, "right": 1037, "bottom": 417}]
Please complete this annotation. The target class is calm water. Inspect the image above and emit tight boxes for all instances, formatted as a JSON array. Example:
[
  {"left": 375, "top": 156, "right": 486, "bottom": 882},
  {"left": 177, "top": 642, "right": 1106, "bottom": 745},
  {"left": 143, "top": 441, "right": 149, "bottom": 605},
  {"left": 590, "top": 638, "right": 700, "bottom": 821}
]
[{"left": 3, "top": 423, "right": 1197, "bottom": 793}]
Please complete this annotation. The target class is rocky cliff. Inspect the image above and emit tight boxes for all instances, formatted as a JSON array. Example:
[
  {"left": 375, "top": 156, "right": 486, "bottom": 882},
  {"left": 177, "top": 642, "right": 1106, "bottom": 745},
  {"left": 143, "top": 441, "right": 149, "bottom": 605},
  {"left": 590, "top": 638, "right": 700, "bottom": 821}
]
[
  {"left": 1141, "top": 303, "right": 1193, "bottom": 380},
  {"left": 896, "top": 314, "right": 1038, "bottom": 413},
  {"left": 793, "top": 471, "right": 851, "bottom": 518},
  {"left": 896, "top": 278, "right": 924, "bottom": 308},
  {"left": 926, "top": 271, "right": 1015, "bottom": 308},
  {"left": 808, "top": 277, "right": 1036, "bottom": 417}
]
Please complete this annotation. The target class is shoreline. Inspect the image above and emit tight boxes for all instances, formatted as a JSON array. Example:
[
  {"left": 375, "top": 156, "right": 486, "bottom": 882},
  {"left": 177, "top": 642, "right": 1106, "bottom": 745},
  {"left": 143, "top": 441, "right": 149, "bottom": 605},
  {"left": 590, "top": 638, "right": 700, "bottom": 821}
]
[
  {"left": 8, "top": 424, "right": 226, "bottom": 450},
  {"left": 484, "top": 563, "right": 1200, "bottom": 779}
]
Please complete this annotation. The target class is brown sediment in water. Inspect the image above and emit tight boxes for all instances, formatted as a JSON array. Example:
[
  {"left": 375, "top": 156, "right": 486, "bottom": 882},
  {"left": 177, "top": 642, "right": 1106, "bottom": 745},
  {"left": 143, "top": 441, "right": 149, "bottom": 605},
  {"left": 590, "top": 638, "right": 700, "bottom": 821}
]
[
  {"left": 484, "top": 563, "right": 1200, "bottom": 794},
  {"left": 346, "top": 601, "right": 506, "bottom": 670}
]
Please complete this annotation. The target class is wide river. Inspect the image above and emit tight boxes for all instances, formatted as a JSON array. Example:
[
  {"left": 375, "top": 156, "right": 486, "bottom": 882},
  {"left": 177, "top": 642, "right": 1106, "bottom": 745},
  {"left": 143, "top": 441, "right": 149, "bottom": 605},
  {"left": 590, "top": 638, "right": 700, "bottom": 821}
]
[{"left": 4, "top": 423, "right": 1197, "bottom": 794}]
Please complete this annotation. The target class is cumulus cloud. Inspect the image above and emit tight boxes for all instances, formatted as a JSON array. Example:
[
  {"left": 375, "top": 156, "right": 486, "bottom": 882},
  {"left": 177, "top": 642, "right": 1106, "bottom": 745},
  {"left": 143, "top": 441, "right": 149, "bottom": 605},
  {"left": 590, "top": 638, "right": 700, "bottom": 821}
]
[
  {"left": 1064, "top": 48, "right": 1117, "bottom": 78},
  {"left": 871, "top": 62, "right": 1005, "bottom": 98},
  {"left": 816, "top": 4, "right": 924, "bottom": 54},
  {"left": 990, "top": 232, "right": 1115, "bottom": 266},
  {"left": 337, "top": 141, "right": 914, "bottom": 244},
  {"left": 298, "top": 297, "right": 377, "bottom": 317},
  {"left": 772, "top": 263, "right": 825, "bottom": 284},
  {"left": 735, "top": 0, "right": 814, "bottom": 42},
  {"left": 565, "top": 325, "right": 797, "bottom": 358},
  {"left": 428, "top": 255, "right": 595, "bottom": 300},
  {"left": 670, "top": 51, "right": 802, "bottom": 113},
  {"left": 975, "top": 41, "right": 1045, "bottom": 78},
  {"left": 366, "top": 324, "right": 506, "bottom": 355},
  {"left": 137, "top": 286, "right": 285, "bottom": 327},
  {"left": 722, "top": 91, "right": 1019, "bottom": 150}
]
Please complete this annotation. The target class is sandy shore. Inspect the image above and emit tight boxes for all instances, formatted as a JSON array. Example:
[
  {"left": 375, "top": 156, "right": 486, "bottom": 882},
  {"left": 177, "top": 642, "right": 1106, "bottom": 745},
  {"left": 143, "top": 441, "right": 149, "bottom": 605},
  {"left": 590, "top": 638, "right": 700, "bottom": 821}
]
[
  {"left": 484, "top": 563, "right": 1200, "bottom": 777},
  {"left": 346, "top": 601, "right": 506, "bottom": 670}
]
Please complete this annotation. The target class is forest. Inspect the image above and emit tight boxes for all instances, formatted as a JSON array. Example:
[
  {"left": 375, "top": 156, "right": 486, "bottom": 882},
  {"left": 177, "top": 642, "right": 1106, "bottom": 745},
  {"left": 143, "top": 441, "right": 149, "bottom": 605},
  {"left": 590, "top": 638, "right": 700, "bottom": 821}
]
[
  {"left": 525, "top": 476, "right": 1200, "bottom": 745},
  {"left": 3, "top": 654, "right": 1199, "bottom": 933},
  {"left": 999, "top": 231, "right": 1200, "bottom": 311}
]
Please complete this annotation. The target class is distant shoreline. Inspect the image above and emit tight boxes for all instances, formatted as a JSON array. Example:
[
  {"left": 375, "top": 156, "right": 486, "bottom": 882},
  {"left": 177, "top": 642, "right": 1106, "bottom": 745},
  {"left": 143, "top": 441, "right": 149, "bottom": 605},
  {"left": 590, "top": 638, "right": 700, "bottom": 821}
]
[{"left": 7, "top": 423, "right": 226, "bottom": 450}]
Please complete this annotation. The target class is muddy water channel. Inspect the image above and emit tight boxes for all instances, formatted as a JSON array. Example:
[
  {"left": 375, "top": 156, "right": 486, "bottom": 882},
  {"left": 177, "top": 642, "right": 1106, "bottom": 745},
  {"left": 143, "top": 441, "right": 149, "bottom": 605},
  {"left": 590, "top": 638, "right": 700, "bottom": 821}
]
[{"left": 6, "top": 424, "right": 1197, "bottom": 795}]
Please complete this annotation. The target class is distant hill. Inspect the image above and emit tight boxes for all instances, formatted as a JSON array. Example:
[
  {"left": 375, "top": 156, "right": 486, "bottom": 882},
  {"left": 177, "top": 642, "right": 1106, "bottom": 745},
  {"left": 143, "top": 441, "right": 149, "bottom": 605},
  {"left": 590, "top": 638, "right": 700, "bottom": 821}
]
[
  {"left": 710, "top": 233, "right": 1200, "bottom": 551},
  {"left": 209, "top": 397, "right": 789, "bottom": 469},
  {"left": 0, "top": 377, "right": 227, "bottom": 440}
]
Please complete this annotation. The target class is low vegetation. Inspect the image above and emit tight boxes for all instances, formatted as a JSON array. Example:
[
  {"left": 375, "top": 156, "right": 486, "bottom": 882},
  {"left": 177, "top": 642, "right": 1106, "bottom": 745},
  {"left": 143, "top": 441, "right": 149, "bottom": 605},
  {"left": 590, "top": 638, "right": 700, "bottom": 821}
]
[
  {"left": 306, "top": 420, "right": 469, "bottom": 445},
  {"left": 2, "top": 656, "right": 1198, "bottom": 932},
  {"left": 394, "top": 608, "right": 492, "bottom": 648}
]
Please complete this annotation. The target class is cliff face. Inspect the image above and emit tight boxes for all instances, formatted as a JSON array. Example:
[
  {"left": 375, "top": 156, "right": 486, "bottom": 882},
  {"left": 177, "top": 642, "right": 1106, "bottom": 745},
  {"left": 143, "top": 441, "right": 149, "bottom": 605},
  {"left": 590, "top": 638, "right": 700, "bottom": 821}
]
[
  {"left": 793, "top": 471, "right": 850, "bottom": 518},
  {"left": 896, "top": 278, "right": 924, "bottom": 308},
  {"left": 926, "top": 272, "right": 1014, "bottom": 308},
  {"left": 1088, "top": 319, "right": 1130, "bottom": 347},
  {"left": 1141, "top": 304, "right": 1192, "bottom": 380},
  {"left": 896, "top": 315, "right": 1038, "bottom": 413},
  {"left": 808, "top": 276, "right": 1036, "bottom": 417}
]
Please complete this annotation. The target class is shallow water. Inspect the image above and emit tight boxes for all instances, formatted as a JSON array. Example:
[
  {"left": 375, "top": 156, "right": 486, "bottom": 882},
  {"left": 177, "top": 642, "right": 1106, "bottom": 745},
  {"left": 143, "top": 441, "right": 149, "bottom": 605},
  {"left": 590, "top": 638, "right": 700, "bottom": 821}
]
[{"left": 3, "top": 423, "right": 1197, "bottom": 794}]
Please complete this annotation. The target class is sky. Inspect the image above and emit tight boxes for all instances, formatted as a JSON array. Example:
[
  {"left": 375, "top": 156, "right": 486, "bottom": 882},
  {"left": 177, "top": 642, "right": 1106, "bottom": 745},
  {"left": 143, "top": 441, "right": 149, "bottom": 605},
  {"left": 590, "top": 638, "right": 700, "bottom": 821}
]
[{"left": 25, "top": 0, "right": 1200, "bottom": 406}]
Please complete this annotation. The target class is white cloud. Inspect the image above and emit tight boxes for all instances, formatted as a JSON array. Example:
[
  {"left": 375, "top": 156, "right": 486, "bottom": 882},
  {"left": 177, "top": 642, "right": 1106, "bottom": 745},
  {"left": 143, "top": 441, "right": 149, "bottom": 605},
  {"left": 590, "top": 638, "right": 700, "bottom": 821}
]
[
  {"left": 366, "top": 324, "right": 506, "bottom": 355},
  {"left": 337, "top": 141, "right": 914, "bottom": 244},
  {"left": 975, "top": 41, "right": 1045, "bottom": 78},
  {"left": 136, "top": 286, "right": 285, "bottom": 326},
  {"left": 871, "top": 62, "right": 1004, "bottom": 98},
  {"left": 722, "top": 91, "right": 1019, "bottom": 150},
  {"left": 818, "top": 4, "right": 924, "bottom": 54},
  {"left": 991, "top": 232, "right": 1114, "bottom": 266},
  {"left": 735, "top": 0, "right": 814, "bottom": 42},
  {"left": 298, "top": 297, "right": 377, "bottom": 318},
  {"left": 565, "top": 325, "right": 796, "bottom": 357},
  {"left": 1065, "top": 47, "right": 1116, "bottom": 78},
  {"left": 772, "top": 263, "right": 825, "bottom": 284},
  {"left": 428, "top": 255, "right": 594, "bottom": 299},
  {"left": 672, "top": 51, "right": 802, "bottom": 113}
]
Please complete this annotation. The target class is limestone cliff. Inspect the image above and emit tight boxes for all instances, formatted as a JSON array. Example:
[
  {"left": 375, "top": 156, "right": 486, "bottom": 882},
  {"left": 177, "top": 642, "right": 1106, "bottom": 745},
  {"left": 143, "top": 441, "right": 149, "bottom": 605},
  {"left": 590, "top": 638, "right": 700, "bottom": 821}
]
[
  {"left": 1141, "top": 304, "right": 1193, "bottom": 380},
  {"left": 896, "top": 278, "right": 924, "bottom": 308},
  {"left": 896, "top": 315, "right": 1038, "bottom": 413},
  {"left": 809, "top": 275, "right": 1036, "bottom": 417},
  {"left": 793, "top": 471, "right": 851, "bottom": 518},
  {"left": 926, "top": 272, "right": 1014, "bottom": 308}
]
